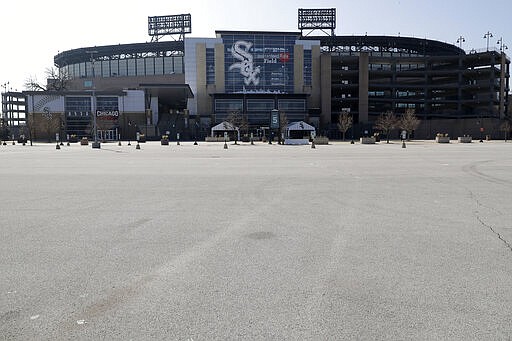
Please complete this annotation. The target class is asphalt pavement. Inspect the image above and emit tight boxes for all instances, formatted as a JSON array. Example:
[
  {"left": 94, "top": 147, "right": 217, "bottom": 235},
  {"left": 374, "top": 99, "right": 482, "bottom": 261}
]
[{"left": 1, "top": 140, "right": 511, "bottom": 340}]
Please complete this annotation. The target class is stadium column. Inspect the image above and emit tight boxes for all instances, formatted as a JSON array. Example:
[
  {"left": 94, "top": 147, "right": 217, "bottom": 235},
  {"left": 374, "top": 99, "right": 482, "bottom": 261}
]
[
  {"left": 458, "top": 56, "right": 463, "bottom": 114},
  {"left": 506, "top": 60, "right": 511, "bottom": 117},
  {"left": 320, "top": 53, "right": 331, "bottom": 127},
  {"left": 196, "top": 43, "right": 207, "bottom": 117},
  {"left": 310, "top": 45, "right": 322, "bottom": 110},
  {"left": 214, "top": 43, "right": 225, "bottom": 93},
  {"left": 294, "top": 45, "right": 304, "bottom": 94},
  {"left": 358, "top": 52, "right": 369, "bottom": 123},
  {"left": 488, "top": 54, "right": 496, "bottom": 117}
]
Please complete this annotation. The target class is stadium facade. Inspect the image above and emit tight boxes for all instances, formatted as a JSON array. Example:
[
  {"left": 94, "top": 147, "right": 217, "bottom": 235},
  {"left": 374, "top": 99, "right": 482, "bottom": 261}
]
[{"left": 4, "top": 10, "right": 510, "bottom": 141}]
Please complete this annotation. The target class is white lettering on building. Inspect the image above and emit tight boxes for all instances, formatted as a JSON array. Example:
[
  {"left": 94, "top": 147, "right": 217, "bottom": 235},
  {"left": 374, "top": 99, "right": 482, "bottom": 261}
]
[{"left": 96, "top": 110, "right": 120, "bottom": 119}]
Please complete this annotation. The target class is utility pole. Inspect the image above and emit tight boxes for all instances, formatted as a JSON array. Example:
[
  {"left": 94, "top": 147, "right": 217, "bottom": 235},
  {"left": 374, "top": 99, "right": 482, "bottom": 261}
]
[
  {"left": 483, "top": 31, "right": 493, "bottom": 51},
  {"left": 86, "top": 50, "right": 100, "bottom": 149}
]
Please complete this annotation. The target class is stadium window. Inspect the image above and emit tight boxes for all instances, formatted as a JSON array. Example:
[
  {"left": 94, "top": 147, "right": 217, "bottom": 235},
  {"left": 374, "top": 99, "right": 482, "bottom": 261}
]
[
  {"left": 278, "top": 99, "right": 306, "bottom": 111},
  {"left": 174, "top": 57, "right": 183, "bottom": 74},
  {"left": 79, "top": 62, "right": 86, "bottom": 78},
  {"left": 136, "top": 59, "right": 145, "bottom": 76},
  {"left": 215, "top": 99, "right": 243, "bottom": 112},
  {"left": 145, "top": 58, "right": 155, "bottom": 76},
  {"left": 96, "top": 97, "right": 119, "bottom": 111},
  {"left": 101, "top": 60, "right": 110, "bottom": 77},
  {"left": 304, "top": 50, "right": 312, "bottom": 86},
  {"left": 110, "top": 60, "right": 119, "bottom": 76},
  {"left": 127, "top": 59, "right": 136, "bottom": 76},
  {"left": 155, "top": 57, "right": 164, "bottom": 75},
  {"left": 118, "top": 60, "right": 128, "bottom": 76},
  {"left": 164, "top": 57, "right": 174, "bottom": 74}
]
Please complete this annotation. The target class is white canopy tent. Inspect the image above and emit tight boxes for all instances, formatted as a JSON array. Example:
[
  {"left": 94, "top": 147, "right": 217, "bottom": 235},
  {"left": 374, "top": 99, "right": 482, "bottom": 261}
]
[
  {"left": 284, "top": 121, "right": 316, "bottom": 145},
  {"left": 210, "top": 121, "right": 239, "bottom": 139}
]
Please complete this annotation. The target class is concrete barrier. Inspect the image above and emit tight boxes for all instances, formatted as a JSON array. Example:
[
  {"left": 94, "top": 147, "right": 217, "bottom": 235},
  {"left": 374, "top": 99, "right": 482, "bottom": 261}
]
[
  {"left": 360, "top": 137, "right": 376, "bottom": 144},
  {"left": 435, "top": 136, "right": 450, "bottom": 143},
  {"left": 458, "top": 136, "right": 472, "bottom": 143}
]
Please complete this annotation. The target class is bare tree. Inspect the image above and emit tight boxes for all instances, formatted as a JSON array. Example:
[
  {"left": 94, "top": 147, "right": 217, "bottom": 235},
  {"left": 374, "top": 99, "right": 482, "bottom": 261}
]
[
  {"left": 226, "top": 111, "right": 242, "bottom": 143},
  {"left": 239, "top": 115, "right": 249, "bottom": 140},
  {"left": 500, "top": 120, "right": 512, "bottom": 142},
  {"left": 399, "top": 109, "right": 420, "bottom": 141},
  {"left": 337, "top": 111, "right": 353, "bottom": 141},
  {"left": 46, "top": 67, "right": 71, "bottom": 91},
  {"left": 374, "top": 111, "right": 398, "bottom": 143},
  {"left": 24, "top": 67, "right": 71, "bottom": 91},
  {"left": 24, "top": 76, "right": 46, "bottom": 91}
]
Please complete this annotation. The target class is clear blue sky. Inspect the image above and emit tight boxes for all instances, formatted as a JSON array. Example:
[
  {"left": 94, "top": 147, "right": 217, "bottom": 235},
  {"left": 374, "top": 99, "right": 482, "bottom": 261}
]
[{"left": 1, "top": 0, "right": 510, "bottom": 91}]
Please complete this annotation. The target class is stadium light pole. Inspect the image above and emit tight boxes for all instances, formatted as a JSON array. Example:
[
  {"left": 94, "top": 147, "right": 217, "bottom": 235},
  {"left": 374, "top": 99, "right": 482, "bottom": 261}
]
[
  {"left": 483, "top": 31, "right": 493, "bottom": 51},
  {"left": 497, "top": 37, "right": 508, "bottom": 53},
  {"left": 86, "top": 50, "right": 100, "bottom": 149},
  {"left": 0, "top": 83, "right": 6, "bottom": 146},
  {"left": 456, "top": 36, "right": 465, "bottom": 50}
]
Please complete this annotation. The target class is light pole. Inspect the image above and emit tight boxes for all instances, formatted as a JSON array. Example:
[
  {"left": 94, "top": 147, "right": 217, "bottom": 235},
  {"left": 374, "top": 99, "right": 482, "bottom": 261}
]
[
  {"left": 0, "top": 82, "right": 7, "bottom": 145},
  {"left": 1, "top": 82, "right": 9, "bottom": 94},
  {"left": 1, "top": 82, "right": 9, "bottom": 140},
  {"left": 456, "top": 35, "right": 465, "bottom": 50},
  {"left": 483, "top": 31, "right": 493, "bottom": 51},
  {"left": 86, "top": 50, "right": 100, "bottom": 149},
  {"left": 175, "top": 110, "right": 181, "bottom": 145},
  {"left": 194, "top": 118, "right": 199, "bottom": 145},
  {"left": 497, "top": 37, "right": 508, "bottom": 53}
]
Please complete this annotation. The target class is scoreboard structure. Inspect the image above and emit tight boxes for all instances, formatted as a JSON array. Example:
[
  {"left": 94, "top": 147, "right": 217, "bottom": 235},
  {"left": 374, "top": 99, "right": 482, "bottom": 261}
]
[
  {"left": 148, "top": 14, "right": 192, "bottom": 42},
  {"left": 298, "top": 8, "right": 336, "bottom": 37}
]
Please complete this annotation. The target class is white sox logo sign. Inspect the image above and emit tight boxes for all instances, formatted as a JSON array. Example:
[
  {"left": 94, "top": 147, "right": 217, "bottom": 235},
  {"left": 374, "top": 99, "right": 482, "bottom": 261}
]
[{"left": 228, "top": 41, "right": 261, "bottom": 86}]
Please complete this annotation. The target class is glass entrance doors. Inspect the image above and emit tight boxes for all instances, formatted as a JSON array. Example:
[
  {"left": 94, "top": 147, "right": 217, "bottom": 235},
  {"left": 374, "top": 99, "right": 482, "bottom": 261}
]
[{"left": 97, "top": 129, "right": 118, "bottom": 141}]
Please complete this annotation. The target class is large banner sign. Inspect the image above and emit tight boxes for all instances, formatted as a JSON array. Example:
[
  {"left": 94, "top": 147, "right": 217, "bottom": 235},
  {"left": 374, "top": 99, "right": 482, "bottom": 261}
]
[
  {"left": 224, "top": 33, "right": 296, "bottom": 94},
  {"left": 229, "top": 41, "right": 261, "bottom": 86}
]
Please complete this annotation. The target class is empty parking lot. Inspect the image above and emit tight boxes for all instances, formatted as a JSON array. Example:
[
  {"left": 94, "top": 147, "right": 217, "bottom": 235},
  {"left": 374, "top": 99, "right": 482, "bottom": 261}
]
[{"left": 1, "top": 140, "right": 512, "bottom": 340}]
